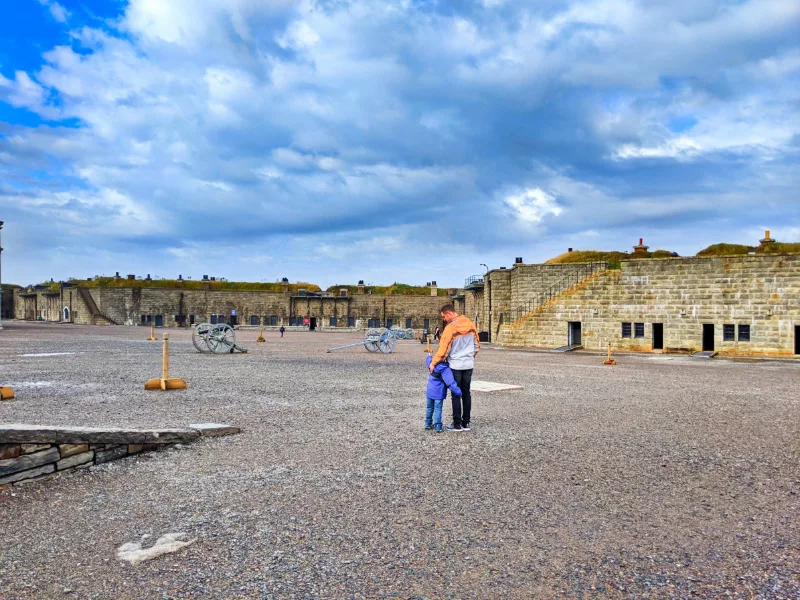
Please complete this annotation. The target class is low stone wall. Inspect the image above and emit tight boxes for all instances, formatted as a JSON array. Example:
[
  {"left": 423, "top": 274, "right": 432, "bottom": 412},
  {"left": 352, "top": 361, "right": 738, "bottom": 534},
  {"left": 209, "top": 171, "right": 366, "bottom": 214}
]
[{"left": 0, "top": 423, "right": 239, "bottom": 488}]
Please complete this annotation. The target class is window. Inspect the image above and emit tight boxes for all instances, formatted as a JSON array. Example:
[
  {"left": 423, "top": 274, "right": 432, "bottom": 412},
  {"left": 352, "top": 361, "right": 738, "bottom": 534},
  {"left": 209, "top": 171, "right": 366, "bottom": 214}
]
[
  {"left": 289, "top": 316, "right": 296, "bottom": 326},
  {"left": 723, "top": 324, "right": 735, "bottom": 342},
  {"left": 141, "top": 315, "right": 147, "bottom": 325},
  {"left": 424, "top": 318, "right": 430, "bottom": 330},
  {"left": 218, "top": 314, "right": 227, "bottom": 324},
  {"left": 250, "top": 315, "right": 260, "bottom": 325},
  {"left": 634, "top": 323, "right": 645, "bottom": 338},
  {"left": 368, "top": 318, "right": 381, "bottom": 328},
  {"left": 621, "top": 322, "right": 632, "bottom": 338},
  {"left": 738, "top": 324, "right": 750, "bottom": 342},
  {"left": 330, "top": 316, "right": 337, "bottom": 326},
  {"left": 271, "top": 315, "right": 278, "bottom": 325},
  {"left": 210, "top": 315, "right": 218, "bottom": 324},
  {"left": 348, "top": 316, "right": 355, "bottom": 327},
  {"left": 406, "top": 318, "right": 412, "bottom": 329},
  {"left": 386, "top": 318, "right": 393, "bottom": 328}
]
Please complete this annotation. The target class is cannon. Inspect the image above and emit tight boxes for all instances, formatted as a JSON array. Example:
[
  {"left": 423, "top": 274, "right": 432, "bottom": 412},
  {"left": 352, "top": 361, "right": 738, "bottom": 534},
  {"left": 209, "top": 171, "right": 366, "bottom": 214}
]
[
  {"left": 192, "top": 323, "right": 248, "bottom": 354},
  {"left": 327, "top": 328, "right": 399, "bottom": 354},
  {"left": 389, "top": 326, "right": 415, "bottom": 340}
]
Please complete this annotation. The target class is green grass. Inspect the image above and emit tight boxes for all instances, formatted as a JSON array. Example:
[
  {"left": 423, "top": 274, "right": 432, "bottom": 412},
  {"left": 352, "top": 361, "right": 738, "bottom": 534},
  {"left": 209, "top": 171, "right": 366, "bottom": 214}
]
[
  {"left": 70, "top": 277, "right": 322, "bottom": 292},
  {"left": 326, "top": 283, "right": 451, "bottom": 296},
  {"left": 546, "top": 249, "right": 675, "bottom": 267},
  {"left": 697, "top": 242, "right": 800, "bottom": 257}
]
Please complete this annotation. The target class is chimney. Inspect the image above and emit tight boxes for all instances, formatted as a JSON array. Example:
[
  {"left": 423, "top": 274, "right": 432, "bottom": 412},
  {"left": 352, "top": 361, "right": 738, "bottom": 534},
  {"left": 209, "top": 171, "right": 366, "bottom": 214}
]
[
  {"left": 568, "top": 248, "right": 573, "bottom": 253},
  {"left": 145, "top": 274, "right": 152, "bottom": 281},
  {"left": 210, "top": 277, "right": 216, "bottom": 281},
  {"left": 178, "top": 274, "right": 182, "bottom": 280},
  {"left": 127, "top": 274, "right": 135, "bottom": 280},
  {"left": 202, "top": 274, "right": 209, "bottom": 281},
  {"left": 430, "top": 280, "right": 438, "bottom": 296},
  {"left": 281, "top": 277, "right": 289, "bottom": 293},
  {"left": 633, "top": 238, "right": 649, "bottom": 254},
  {"left": 760, "top": 230, "right": 776, "bottom": 246},
  {"left": 357, "top": 280, "right": 365, "bottom": 294},
  {"left": 114, "top": 271, "right": 120, "bottom": 281},
  {"left": 515, "top": 257, "right": 523, "bottom": 264}
]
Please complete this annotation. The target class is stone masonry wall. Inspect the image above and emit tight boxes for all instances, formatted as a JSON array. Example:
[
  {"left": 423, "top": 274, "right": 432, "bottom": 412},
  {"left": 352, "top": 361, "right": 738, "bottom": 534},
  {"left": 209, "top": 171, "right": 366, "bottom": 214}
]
[{"left": 497, "top": 254, "right": 800, "bottom": 356}]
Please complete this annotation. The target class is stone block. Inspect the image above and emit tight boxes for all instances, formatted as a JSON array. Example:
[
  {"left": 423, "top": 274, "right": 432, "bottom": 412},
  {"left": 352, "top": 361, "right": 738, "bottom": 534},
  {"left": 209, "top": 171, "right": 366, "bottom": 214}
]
[
  {"left": 0, "top": 447, "right": 60, "bottom": 477},
  {"left": 21, "top": 444, "right": 51, "bottom": 454},
  {"left": 0, "top": 464, "right": 55, "bottom": 485},
  {"left": 0, "top": 445, "right": 21, "bottom": 460},
  {"left": 127, "top": 444, "right": 144, "bottom": 454},
  {"left": 95, "top": 446, "right": 128, "bottom": 464},
  {"left": 57, "top": 451, "right": 94, "bottom": 470},
  {"left": 0, "top": 425, "right": 200, "bottom": 445},
  {"left": 187, "top": 423, "right": 241, "bottom": 437},
  {"left": 59, "top": 444, "right": 89, "bottom": 458}
]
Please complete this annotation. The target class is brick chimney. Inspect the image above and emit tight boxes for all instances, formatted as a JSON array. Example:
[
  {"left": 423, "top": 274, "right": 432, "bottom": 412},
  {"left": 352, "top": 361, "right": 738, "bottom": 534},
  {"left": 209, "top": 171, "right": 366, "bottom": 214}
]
[
  {"left": 633, "top": 238, "right": 649, "bottom": 255},
  {"left": 357, "top": 280, "right": 365, "bottom": 294},
  {"left": 430, "top": 280, "right": 438, "bottom": 296},
  {"left": 281, "top": 277, "right": 289, "bottom": 293}
]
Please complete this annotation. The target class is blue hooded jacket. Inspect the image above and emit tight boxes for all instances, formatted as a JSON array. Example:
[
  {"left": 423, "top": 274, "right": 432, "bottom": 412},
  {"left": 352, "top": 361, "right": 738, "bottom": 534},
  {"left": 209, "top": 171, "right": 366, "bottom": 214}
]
[{"left": 426, "top": 355, "right": 462, "bottom": 400}]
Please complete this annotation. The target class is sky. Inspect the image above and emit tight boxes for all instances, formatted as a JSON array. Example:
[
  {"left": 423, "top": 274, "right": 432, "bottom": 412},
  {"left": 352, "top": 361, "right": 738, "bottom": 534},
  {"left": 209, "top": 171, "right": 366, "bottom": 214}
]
[{"left": 0, "top": 0, "right": 798, "bottom": 288}]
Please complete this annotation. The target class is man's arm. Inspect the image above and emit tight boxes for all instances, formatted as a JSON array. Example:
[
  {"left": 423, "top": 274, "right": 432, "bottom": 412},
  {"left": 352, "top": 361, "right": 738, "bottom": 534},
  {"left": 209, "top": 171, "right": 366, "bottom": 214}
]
[{"left": 430, "top": 325, "right": 454, "bottom": 371}]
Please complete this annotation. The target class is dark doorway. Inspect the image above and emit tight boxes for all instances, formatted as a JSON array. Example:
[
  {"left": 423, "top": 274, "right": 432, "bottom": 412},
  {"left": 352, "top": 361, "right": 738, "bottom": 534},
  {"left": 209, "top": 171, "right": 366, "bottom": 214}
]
[
  {"left": 702, "top": 324, "right": 715, "bottom": 352},
  {"left": 190, "top": 315, "right": 196, "bottom": 325},
  {"left": 795, "top": 326, "right": 799, "bottom": 355},
  {"left": 309, "top": 317, "right": 317, "bottom": 331},
  {"left": 229, "top": 314, "right": 237, "bottom": 326},
  {"left": 154, "top": 315, "right": 164, "bottom": 327},
  {"left": 653, "top": 323, "right": 664, "bottom": 350},
  {"left": 568, "top": 321, "right": 582, "bottom": 346}
]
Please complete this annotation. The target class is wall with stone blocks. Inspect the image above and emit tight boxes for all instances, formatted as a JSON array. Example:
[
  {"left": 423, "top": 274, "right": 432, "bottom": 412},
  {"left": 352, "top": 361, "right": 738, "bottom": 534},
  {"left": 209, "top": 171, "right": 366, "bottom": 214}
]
[
  {"left": 497, "top": 254, "right": 800, "bottom": 356},
  {"left": 13, "top": 287, "right": 452, "bottom": 330},
  {"left": 0, "top": 424, "right": 238, "bottom": 489}
]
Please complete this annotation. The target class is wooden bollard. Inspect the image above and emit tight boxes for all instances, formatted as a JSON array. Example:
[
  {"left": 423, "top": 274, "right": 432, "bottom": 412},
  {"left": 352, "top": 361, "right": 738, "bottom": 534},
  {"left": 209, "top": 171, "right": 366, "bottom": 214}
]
[
  {"left": 603, "top": 343, "right": 616, "bottom": 365},
  {"left": 256, "top": 327, "right": 265, "bottom": 343},
  {"left": 0, "top": 386, "right": 14, "bottom": 400},
  {"left": 145, "top": 333, "right": 187, "bottom": 390},
  {"left": 147, "top": 325, "right": 157, "bottom": 341}
]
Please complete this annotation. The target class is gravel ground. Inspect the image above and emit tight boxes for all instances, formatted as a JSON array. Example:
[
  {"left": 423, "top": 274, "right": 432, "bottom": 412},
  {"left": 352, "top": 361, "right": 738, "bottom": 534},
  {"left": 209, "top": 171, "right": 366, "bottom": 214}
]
[{"left": 0, "top": 321, "right": 798, "bottom": 599}]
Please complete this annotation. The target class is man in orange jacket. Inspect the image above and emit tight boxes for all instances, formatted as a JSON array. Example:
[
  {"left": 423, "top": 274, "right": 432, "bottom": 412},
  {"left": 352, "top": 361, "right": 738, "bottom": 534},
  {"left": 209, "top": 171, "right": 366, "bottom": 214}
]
[{"left": 430, "top": 304, "right": 480, "bottom": 431}]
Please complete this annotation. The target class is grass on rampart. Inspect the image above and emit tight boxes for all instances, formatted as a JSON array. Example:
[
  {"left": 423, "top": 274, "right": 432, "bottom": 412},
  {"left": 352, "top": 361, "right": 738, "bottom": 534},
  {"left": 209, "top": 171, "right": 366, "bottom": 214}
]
[
  {"left": 546, "top": 249, "right": 674, "bottom": 269},
  {"left": 326, "top": 283, "right": 452, "bottom": 296},
  {"left": 696, "top": 242, "right": 800, "bottom": 256},
  {"left": 69, "top": 277, "right": 322, "bottom": 293}
]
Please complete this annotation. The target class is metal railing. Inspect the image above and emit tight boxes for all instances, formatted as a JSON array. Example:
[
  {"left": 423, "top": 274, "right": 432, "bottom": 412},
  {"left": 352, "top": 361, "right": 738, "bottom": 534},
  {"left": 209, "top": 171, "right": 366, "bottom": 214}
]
[
  {"left": 499, "top": 262, "right": 607, "bottom": 324},
  {"left": 464, "top": 275, "right": 484, "bottom": 288}
]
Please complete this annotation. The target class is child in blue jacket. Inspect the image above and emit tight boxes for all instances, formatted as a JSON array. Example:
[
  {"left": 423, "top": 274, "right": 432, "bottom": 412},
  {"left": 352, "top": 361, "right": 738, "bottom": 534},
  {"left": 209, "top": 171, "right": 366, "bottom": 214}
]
[{"left": 425, "top": 355, "right": 462, "bottom": 432}]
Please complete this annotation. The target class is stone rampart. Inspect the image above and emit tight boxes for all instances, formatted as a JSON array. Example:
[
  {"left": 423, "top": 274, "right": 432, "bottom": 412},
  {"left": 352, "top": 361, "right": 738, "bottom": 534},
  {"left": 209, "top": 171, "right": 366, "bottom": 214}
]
[{"left": 496, "top": 254, "right": 800, "bottom": 356}]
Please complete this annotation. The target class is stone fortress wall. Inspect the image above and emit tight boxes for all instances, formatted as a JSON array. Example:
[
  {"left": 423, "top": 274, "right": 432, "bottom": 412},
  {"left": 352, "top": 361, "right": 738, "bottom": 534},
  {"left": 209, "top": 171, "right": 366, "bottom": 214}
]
[
  {"left": 474, "top": 252, "right": 800, "bottom": 357},
  {"left": 13, "top": 283, "right": 456, "bottom": 332}
]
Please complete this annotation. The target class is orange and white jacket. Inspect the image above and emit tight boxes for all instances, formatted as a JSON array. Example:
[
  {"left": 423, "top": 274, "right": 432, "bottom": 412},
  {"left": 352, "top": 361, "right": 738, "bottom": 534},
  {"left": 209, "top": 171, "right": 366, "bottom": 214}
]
[{"left": 431, "top": 315, "right": 480, "bottom": 371}]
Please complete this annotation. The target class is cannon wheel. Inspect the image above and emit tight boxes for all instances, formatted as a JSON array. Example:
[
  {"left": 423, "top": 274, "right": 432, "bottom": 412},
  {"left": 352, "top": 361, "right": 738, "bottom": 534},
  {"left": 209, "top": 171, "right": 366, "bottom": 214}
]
[
  {"left": 364, "top": 328, "right": 380, "bottom": 352},
  {"left": 208, "top": 324, "right": 236, "bottom": 354},
  {"left": 379, "top": 329, "right": 397, "bottom": 354},
  {"left": 405, "top": 328, "right": 414, "bottom": 340},
  {"left": 192, "top": 323, "right": 214, "bottom": 353}
]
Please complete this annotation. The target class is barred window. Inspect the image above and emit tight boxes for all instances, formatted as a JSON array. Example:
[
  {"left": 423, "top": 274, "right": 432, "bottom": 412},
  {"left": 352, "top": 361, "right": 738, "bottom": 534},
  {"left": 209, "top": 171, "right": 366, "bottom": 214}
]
[
  {"left": 738, "top": 324, "right": 750, "bottom": 342},
  {"left": 250, "top": 315, "right": 259, "bottom": 325},
  {"left": 386, "top": 319, "right": 393, "bottom": 328},
  {"left": 634, "top": 323, "right": 645, "bottom": 338},
  {"left": 330, "top": 316, "right": 337, "bottom": 326},
  {"left": 271, "top": 315, "right": 278, "bottom": 325},
  {"left": 424, "top": 318, "right": 430, "bottom": 330},
  {"left": 621, "top": 323, "right": 632, "bottom": 338},
  {"left": 289, "top": 316, "right": 296, "bottom": 326},
  {"left": 723, "top": 324, "right": 735, "bottom": 342},
  {"left": 406, "top": 318, "right": 412, "bottom": 329},
  {"left": 348, "top": 316, "right": 355, "bottom": 327}
]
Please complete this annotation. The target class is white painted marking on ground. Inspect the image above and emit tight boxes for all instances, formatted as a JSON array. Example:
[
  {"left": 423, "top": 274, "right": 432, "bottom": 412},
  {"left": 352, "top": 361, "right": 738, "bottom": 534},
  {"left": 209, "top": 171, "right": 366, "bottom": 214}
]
[
  {"left": 470, "top": 380, "right": 523, "bottom": 392},
  {"left": 20, "top": 352, "right": 76, "bottom": 357}
]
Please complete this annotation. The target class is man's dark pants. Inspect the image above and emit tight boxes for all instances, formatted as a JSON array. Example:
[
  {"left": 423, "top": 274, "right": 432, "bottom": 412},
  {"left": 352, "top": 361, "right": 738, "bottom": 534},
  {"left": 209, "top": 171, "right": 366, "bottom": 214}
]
[{"left": 451, "top": 369, "right": 473, "bottom": 427}]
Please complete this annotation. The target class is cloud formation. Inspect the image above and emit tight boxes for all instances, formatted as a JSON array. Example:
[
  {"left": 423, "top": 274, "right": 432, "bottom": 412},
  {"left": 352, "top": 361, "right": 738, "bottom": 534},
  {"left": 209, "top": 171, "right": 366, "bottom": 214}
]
[{"left": 0, "top": 0, "right": 798, "bottom": 286}]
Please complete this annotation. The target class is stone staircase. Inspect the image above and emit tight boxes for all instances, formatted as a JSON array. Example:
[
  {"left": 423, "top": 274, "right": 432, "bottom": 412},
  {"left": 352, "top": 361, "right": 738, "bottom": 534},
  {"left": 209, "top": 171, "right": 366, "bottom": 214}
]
[
  {"left": 496, "top": 263, "right": 609, "bottom": 346},
  {"left": 77, "top": 287, "right": 118, "bottom": 326}
]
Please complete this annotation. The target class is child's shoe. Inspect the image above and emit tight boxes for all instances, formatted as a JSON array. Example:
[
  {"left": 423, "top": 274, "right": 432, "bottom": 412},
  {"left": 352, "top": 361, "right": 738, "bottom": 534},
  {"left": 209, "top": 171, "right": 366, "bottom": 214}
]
[{"left": 435, "top": 425, "right": 443, "bottom": 433}]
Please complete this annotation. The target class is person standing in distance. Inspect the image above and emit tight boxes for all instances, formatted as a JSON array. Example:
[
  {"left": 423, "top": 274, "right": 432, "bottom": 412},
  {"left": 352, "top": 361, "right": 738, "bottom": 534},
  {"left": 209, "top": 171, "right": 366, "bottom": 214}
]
[{"left": 429, "top": 304, "right": 480, "bottom": 431}]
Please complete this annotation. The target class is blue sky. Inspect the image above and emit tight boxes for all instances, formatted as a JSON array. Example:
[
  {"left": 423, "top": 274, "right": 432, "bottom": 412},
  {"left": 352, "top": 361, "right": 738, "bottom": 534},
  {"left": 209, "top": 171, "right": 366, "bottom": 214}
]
[{"left": 1, "top": 0, "right": 798, "bottom": 287}]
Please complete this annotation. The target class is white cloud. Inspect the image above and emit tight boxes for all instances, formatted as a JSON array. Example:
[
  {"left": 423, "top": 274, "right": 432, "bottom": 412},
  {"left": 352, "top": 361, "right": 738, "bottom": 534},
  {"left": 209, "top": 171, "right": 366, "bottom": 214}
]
[{"left": 504, "top": 188, "right": 562, "bottom": 224}]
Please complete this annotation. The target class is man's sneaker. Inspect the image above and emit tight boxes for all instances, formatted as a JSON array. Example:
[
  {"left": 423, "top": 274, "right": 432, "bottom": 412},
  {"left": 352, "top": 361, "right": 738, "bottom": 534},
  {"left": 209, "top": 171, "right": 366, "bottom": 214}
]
[
  {"left": 462, "top": 423, "right": 471, "bottom": 431},
  {"left": 445, "top": 424, "right": 463, "bottom": 432},
  {"left": 424, "top": 426, "right": 433, "bottom": 430}
]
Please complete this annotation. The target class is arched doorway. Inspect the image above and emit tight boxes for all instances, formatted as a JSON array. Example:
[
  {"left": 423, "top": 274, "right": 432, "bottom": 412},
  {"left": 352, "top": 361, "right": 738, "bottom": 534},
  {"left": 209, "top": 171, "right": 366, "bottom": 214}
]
[{"left": 63, "top": 307, "right": 70, "bottom": 322}]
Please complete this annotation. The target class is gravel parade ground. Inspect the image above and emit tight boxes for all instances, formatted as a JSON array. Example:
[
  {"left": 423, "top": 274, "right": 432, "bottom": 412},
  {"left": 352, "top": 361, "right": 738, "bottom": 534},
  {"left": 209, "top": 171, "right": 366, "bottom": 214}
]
[{"left": 1, "top": 321, "right": 798, "bottom": 599}]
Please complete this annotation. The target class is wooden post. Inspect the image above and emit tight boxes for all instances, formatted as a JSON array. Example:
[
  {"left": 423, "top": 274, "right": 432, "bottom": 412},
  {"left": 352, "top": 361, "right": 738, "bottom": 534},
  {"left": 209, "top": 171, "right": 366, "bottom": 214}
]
[
  {"left": 162, "top": 334, "right": 170, "bottom": 379},
  {"left": 603, "top": 342, "right": 616, "bottom": 365},
  {"left": 147, "top": 325, "right": 157, "bottom": 341}
]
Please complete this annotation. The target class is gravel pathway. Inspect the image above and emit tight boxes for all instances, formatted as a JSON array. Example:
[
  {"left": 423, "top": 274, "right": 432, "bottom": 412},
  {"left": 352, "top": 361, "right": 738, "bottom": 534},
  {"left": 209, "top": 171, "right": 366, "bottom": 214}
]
[{"left": 1, "top": 321, "right": 798, "bottom": 599}]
